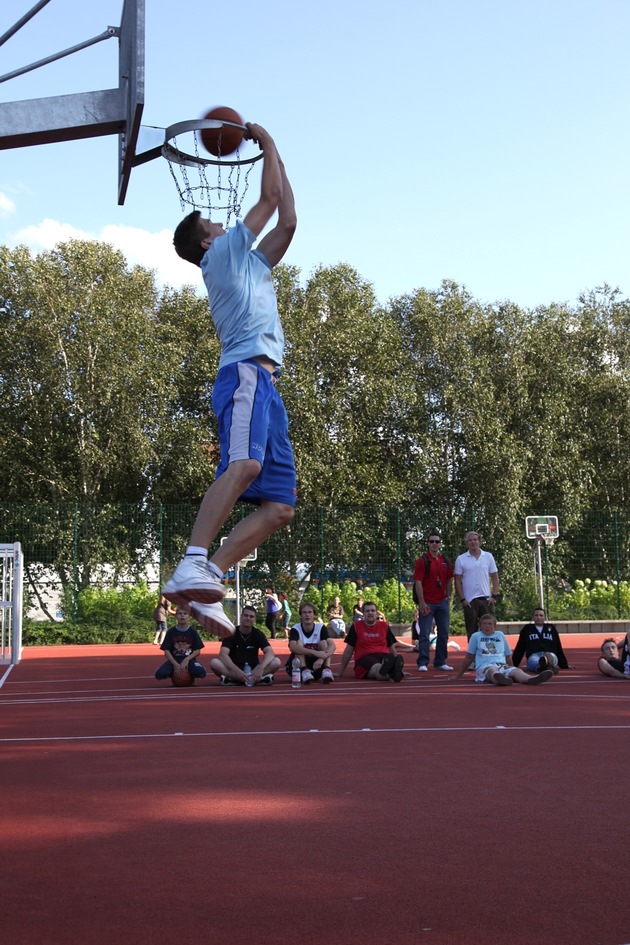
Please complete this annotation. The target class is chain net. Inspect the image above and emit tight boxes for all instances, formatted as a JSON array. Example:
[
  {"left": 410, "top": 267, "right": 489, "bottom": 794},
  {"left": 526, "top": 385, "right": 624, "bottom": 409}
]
[{"left": 163, "top": 120, "right": 261, "bottom": 226}]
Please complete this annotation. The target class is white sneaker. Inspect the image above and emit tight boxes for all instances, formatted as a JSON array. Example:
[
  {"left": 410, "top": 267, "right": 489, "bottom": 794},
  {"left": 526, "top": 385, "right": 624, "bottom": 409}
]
[
  {"left": 301, "top": 668, "right": 315, "bottom": 684},
  {"left": 437, "top": 664, "right": 454, "bottom": 671},
  {"left": 321, "top": 667, "right": 334, "bottom": 684},
  {"left": 417, "top": 665, "right": 428, "bottom": 672},
  {"left": 189, "top": 600, "right": 234, "bottom": 639},
  {"left": 163, "top": 557, "right": 226, "bottom": 606}
]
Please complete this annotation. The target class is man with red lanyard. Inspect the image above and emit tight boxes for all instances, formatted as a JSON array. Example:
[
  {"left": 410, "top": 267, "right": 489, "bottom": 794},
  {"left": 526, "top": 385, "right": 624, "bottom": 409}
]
[
  {"left": 413, "top": 531, "right": 454, "bottom": 672},
  {"left": 337, "top": 602, "right": 404, "bottom": 682}
]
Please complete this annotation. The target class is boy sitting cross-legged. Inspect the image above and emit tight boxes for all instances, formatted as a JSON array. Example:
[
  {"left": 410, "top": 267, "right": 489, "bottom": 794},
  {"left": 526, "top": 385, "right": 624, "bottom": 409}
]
[{"left": 154, "top": 603, "right": 207, "bottom": 684}]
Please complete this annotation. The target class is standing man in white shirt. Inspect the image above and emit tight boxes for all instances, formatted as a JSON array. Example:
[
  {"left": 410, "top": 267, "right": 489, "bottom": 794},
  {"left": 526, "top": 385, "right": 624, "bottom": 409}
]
[{"left": 453, "top": 532, "right": 499, "bottom": 640}]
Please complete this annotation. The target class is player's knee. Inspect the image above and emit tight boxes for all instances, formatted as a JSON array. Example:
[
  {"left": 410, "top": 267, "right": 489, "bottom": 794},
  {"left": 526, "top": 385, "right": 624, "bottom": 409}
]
[
  {"left": 269, "top": 502, "right": 294, "bottom": 528},
  {"left": 229, "top": 458, "right": 262, "bottom": 486}
]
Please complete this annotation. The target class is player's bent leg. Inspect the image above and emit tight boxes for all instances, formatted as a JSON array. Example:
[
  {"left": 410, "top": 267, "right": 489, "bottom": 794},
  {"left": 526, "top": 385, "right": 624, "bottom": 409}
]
[
  {"left": 545, "top": 651, "right": 560, "bottom": 674},
  {"left": 190, "top": 459, "right": 262, "bottom": 552},
  {"left": 370, "top": 654, "right": 403, "bottom": 681},
  {"left": 513, "top": 667, "right": 554, "bottom": 685},
  {"left": 524, "top": 669, "right": 554, "bottom": 685},
  {"left": 255, "top": 658, "right": 282, "bottom": 683},
  {"left": 188, "top": 660, "right": 207, "bottom": 678},
  {"left": 155, "top": 662, "right": 174, "bottom": 680},
  {"left": 488, "top": 668, "right": 513, "bottom": 686},
  {"left": 510, "top": 668, "right": 533, "bottom": 683},
  {"left": 212, "top": 500, "right": 294, "bottom": 573},
  {"left": 526, "top": 652, "right": 546, "bottom": 673},
  {"left": 368, "top": 665, "right": 390, "bottom": 680},
  {"left": 209, "top": 657, "right": 228, "bottom": 678}
]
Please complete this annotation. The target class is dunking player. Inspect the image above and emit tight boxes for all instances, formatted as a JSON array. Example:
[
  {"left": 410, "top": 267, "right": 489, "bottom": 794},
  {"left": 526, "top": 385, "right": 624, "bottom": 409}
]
[{"left": 164, "top": 124, "right": 297, "bottom": 637}]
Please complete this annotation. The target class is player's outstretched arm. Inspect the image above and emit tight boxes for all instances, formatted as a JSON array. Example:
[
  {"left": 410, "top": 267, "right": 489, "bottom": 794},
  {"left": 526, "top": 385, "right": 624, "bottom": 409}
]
[
  {"left": 243, "top": 123, "right": 282, "bottom": 238},
  {"left": 257, "top": 157, "right": 297, "bottom": 267}
]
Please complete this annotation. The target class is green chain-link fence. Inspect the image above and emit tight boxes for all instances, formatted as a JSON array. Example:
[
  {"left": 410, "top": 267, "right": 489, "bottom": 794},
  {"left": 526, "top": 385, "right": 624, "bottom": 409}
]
[{"left": 1, "top": 503, "right": 629, "bottom": 623}]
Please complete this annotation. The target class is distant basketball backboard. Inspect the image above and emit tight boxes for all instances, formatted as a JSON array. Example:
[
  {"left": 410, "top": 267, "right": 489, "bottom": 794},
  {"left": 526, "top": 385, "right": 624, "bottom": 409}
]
[
  {"left": 525, "top": 515, "right": 559, "bottom": 540},
  {"left": 0, "top": 0, "right": 144, "bottom": 204}
]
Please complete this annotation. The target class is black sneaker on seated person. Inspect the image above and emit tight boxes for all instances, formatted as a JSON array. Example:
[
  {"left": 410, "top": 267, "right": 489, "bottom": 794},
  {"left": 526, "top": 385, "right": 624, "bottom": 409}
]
[
  {"left": 378, "top": 654, "right": 396, "bottom": 678},
  {"left": 537, "top": 656, "right": 549, "bottom": 672},
  {"left": 389, "top": 655, "right": 405, "bottom": 682}
]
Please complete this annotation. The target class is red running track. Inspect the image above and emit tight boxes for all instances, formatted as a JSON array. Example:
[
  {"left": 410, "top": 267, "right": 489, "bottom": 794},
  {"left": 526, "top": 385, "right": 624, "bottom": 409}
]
[{"left": 1, "top": 635, "right": 629, "bottom": 945}]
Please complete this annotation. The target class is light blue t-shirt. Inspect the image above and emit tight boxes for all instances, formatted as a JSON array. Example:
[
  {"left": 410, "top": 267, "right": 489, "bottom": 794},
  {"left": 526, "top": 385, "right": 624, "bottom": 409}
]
[
  {"left": 201, "top": 220, "right": 284, "bottom": 371},
  {"left": 468, "top": 629, "right": 511, "bottom": 682}
]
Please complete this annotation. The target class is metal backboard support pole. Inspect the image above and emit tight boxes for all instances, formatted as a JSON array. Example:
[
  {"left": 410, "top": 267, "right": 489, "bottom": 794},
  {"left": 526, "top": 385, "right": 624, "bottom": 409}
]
[
  {"left": 0, "top": 542, "right": 24, "bottom": 665},
  {"left": 0, "top": 0, "right": 144, "bottom": 203}
]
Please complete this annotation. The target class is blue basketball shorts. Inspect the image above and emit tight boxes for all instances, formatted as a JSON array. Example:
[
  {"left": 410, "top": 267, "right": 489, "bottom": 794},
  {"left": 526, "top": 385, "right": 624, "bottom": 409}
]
[{"left": 212, "top": 359, "right": 297, "bottom": 507}]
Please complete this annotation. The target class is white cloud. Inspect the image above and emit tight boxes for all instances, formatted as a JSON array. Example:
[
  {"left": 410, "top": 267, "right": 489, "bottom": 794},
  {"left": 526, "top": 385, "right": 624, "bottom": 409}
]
[
  {"left": 0, "top": 192, "right": 16, "bottom": 217},
  {"left": 14, "top": 218, "right": 86, "bottom": 248},
  {"left": 101, "top": 224, "right": 200, "bottom": 291},
  {"left": 10, "top": 218, "right": 201, "bottom": 292}
]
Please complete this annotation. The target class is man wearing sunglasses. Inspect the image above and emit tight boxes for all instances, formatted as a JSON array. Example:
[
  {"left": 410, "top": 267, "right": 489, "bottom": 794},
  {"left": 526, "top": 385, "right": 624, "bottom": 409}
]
[{"left": 413, "top": 532, "right": 454, "bottom": 672}]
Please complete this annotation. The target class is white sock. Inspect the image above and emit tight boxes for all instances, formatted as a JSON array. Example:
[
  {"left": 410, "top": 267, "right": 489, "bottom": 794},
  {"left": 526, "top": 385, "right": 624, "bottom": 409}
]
[
  {"left": 185, "top": 546, "right": 208, "bottom": 558},
  {"left": 207, "top": 561, "right": 224, "bottom": 579}
]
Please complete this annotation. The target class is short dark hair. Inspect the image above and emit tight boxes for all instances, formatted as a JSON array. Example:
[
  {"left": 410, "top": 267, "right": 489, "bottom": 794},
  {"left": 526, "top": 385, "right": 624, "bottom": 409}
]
[
  {"left": 601, "top": 637, "right": 616, "bottom": 653},
  {"left": 173, "top": 210, "right": 206, "bottom": 266},
  {"left": 242, "top": 605, "right": 257, "bottom": 617}
]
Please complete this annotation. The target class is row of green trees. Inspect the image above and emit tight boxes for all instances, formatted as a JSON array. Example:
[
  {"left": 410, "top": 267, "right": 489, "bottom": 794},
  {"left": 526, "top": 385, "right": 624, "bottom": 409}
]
[{"left": 1, "top": 240, "right": 629, "bottom": 619}]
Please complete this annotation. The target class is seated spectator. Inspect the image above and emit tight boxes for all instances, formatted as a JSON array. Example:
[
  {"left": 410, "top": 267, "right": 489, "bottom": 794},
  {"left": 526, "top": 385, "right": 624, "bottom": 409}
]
[
  {"left": 155, "top": 603, "right": 207, "bottom": 684},
  {"left": 352, "top": 596, "right": 365, "bottom": 622},
  {"left": 598, "top": 637, "right": 630, "bottom": 679},
  {"left": 327, "top": 595, "right": 346, "bottom": 638},
  {"left": 453, "top": 614, "right": 553, "bottom": 686},
  {"left": 337, "top": 601, "right": 404, "bottom": 682},
  {"left": 512, "top": 608, "right": 574, "bottom": 674},
  {"left": 285, "top": 602, "right": 336, "bottom": 684},
  {"left": 210, "top": 605, "right": 281, "bottom": 685}
]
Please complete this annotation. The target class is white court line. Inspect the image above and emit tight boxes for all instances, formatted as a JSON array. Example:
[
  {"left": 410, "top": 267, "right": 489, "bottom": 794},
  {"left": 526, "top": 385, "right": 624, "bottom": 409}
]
[{"left": 2, "top": 722, "right": 630, "bottom": 744}]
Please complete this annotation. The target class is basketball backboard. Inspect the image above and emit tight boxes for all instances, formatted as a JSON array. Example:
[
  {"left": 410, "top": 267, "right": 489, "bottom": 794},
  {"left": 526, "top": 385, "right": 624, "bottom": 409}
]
[
  {"left": 0, "top": 0, "right": 144, "bottom": 204},
  {"left": 525, "top": 516, "right": 559, "bottom": 540},
  {"left": 118, "top": 0, "right": 144, "bottom": 204}
]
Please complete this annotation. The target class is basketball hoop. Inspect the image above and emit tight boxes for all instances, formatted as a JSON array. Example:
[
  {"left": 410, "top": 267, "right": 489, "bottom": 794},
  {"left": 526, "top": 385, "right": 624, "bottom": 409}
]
[{"left": 162, "top": 119, "right": 263, "bottom": 225}]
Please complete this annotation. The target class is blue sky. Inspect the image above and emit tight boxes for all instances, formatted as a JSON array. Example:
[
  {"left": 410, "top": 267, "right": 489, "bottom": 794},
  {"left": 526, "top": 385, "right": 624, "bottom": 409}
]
[{"left": 0, "top": 0, "right": 628, "bottom": 308}]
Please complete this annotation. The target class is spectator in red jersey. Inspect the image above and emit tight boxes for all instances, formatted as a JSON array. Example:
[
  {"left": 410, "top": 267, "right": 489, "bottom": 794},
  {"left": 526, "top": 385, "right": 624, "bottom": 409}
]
[{"left": 337, "top": 602, "right": 404, "bottom": 682}]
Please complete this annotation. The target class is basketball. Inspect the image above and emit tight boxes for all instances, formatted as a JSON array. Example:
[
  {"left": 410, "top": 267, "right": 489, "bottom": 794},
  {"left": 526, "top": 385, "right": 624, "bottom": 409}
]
[
  {"left": 171, "top": 667, "right": 194, "bottom": 687},
  {"left": 199, "top": 106, "right": 244, "bottom": 157}
]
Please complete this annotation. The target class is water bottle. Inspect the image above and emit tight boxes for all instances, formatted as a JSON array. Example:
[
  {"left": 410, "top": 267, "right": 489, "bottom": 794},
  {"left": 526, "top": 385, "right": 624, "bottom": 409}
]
[
  {"left": 291, "top": 658, "right": 301, "bottom": 689},
  {"left": 243, "top": 662, "right": 254, "bottom": 687}
]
